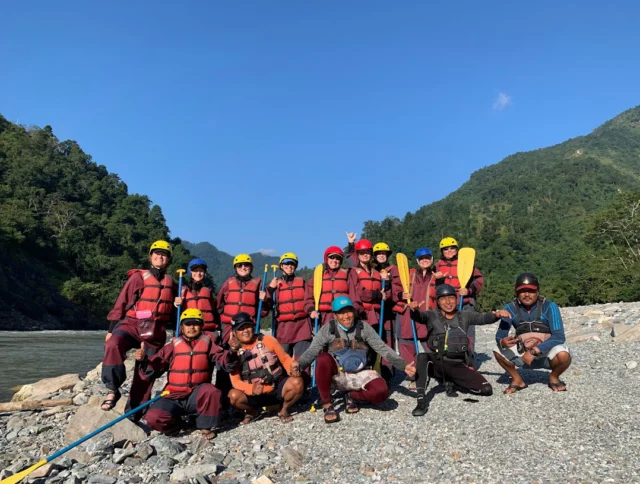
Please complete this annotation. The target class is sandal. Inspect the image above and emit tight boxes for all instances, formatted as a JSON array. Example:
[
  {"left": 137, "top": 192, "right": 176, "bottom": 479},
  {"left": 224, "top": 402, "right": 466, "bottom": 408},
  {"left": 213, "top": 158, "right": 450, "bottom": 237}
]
[
  {"left": 200, "top": 429, "right": 216, "bottom": 440},
  {"left": 323, "top": 405, "right": 340, "bottom": 424},
  {"left": 345, "top": 394, "right": 359, "bottom": 414},
  {"left": 277, "top": 411, "right": 294, "bottom": 424},
  {"left": 239, "top": 412, "right": 260, "bottom": 425},
  {"left": 100, "top": 391, "right": 121, "bottom": 411},
  {"left": 504, "top": 383, "right": 528, "bottom": 395},
  {"left": 548, "top": 381, "right": 567, "bottom": 392}
]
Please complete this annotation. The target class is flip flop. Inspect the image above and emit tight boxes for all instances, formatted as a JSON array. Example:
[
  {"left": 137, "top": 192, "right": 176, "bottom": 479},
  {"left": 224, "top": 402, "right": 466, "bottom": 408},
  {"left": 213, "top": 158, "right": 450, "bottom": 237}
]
[
  {"left": 100, "top": 391, "right": 121, "bottom": 411},
  {"left": 239, "top": 412, "right": 260, "bottom": 425},
  {"left": 548, "top": 381, "right": 567, "bottom": 392},
  {"left": 504, "top": 384, "right": 528, "bottom": 394}
]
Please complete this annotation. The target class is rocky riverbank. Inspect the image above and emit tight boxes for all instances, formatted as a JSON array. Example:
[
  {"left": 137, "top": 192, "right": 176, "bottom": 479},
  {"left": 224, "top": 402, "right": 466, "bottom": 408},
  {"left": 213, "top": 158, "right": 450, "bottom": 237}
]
[{"left": 1, "top": 301, "right": 640, "bottom": 483}]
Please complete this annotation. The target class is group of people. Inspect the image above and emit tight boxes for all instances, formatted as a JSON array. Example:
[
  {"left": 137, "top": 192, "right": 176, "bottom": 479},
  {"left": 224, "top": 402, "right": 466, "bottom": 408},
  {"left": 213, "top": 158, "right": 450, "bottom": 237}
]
[{"left": 99, "top": 235, "right": 572, "bottom": 437}]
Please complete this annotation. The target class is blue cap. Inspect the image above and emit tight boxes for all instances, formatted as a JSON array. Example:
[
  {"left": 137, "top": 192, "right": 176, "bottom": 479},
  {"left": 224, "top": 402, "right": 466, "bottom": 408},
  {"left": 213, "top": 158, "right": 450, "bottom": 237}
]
[
  {"left": 415, "top": 248, "right": 432, "bottom": 258},
  {"left": 187, "top": 258, "right": 208, "bottom": 277},
  {"left": 332, "top": 296, "right": 354, "bottom": 312}
]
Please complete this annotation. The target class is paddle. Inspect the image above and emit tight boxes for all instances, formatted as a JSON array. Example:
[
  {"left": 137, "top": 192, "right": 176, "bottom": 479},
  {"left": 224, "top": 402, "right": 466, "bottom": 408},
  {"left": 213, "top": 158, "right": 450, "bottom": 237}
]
[
  {"left": 174, "top": 269, "right": 186, "bottom": 335},
  {"left": 310, "top": 263, "right": 323, "bottom": 413},
  {"left": 397, "top": 253, "right": 420, "bottom": 355},
  {"left": 457, "top": 247, "right": 476, "bottom": 310},
  {"left": 270, "top": 264, "right": 279, "bottom": 337},
  {"left": 254, "top": 264, "right": 269, "bottom": 333},
  {"left": 373, "top": 271, "right": 387, "bottom": 374},
  {"left": 0, "top": 391, "right": 169, "bottom": 484}
]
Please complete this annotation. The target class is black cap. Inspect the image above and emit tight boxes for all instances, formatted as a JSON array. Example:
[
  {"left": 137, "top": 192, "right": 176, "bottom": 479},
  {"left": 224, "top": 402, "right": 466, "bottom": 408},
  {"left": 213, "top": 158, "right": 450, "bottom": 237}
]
[
  {"left": 515, "top": 272, "right": 539, "bottom": 291},
  {"left": 231, "top": 312, "right": 254, "bottom": 330}
]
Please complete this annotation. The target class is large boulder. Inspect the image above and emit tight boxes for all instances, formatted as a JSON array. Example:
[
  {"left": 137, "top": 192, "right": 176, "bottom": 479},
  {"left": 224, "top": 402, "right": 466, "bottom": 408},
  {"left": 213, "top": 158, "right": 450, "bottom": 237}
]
[
  {"left": 65, "top": 405, "right": 147, "bottom": 445},
  {"left": 11, "top": 374, "right": 81, "bottom": 402}
]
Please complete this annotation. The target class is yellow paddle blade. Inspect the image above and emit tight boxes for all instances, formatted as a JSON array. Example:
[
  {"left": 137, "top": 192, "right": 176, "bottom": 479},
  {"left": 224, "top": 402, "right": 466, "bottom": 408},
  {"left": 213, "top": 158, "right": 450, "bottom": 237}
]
[
  {"left": 457, "top": 247, "right": 476, "bottom": 289},
  {"left": 0, "top": 459, "right": 47, "bottom": 484},
  {"left": 313, "top": 263, "right": 323, "bottom": 311},
  {"left": 396, "top": 253, "right": 410, "bottom": 295},
  {"left": 373, "top": 356, "right": 382, "bottom": 375}
]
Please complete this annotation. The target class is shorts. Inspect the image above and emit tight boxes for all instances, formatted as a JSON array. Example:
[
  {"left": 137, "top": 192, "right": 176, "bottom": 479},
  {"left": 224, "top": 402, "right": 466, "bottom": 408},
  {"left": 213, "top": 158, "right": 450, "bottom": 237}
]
[
  {"left": 500, "top": 344, "right": 571, "bottom": 369},
  {"left": 245, "top": 377, "right": 290, "bottom": 408}
]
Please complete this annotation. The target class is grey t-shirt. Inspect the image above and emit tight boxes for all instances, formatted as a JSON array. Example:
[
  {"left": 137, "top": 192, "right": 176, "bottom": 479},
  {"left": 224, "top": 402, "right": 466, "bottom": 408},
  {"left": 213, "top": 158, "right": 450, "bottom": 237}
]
[{"left": 298, "top": 320, "right": 407, "bottom": 371}]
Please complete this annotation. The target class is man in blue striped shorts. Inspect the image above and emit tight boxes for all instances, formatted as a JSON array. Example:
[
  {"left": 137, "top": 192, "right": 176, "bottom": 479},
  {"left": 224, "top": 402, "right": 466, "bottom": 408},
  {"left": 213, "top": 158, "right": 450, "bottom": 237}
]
[{"left": 494, "top": 272, "right": 572, "bottom": 394}]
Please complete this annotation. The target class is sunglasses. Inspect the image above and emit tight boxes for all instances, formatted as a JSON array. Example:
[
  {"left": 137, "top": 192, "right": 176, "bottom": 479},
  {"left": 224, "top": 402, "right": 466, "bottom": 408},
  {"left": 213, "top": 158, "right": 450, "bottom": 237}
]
[
  {"left": 182, "top": 321, "right": 203, "bottom": 327},
  {"left": 235, "top": 263, "right": 252, "bottom": 268},
  {"left": 151, "top": 251, "right": 170, "bottom": 257},
  {"left": 357, "top": 250, "right": 373, "bottom": 255},
  {"left": 327, "top": 255, "right": 343, "bottom": 261},
  {"left": 442, "top": 246, "right": 457, "bottom": 251}
]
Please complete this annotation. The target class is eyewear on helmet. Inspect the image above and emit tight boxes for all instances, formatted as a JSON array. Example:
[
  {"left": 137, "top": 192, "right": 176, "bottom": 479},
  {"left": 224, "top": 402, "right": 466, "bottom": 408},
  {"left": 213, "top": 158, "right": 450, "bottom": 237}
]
[
  {"left": 151, "top": 250, "right": 170, "bottom": 257},
  {"left": 441, "top": 246, "right": 457, "bottom": 251},
  {"left": 357, "top": 249, "right": 373, "bottom": 255},
  {"left": 190, "top": 266, "right": 206, "bottom": 273},
  {"left": 235, "top": 262, "right": 252, "bottom": 268},
  {"left": 327, "top": 254, "right": 343, "bottom": 261},
  {"left": 281, "top": 261, "right": 296, "bottom": 266}
]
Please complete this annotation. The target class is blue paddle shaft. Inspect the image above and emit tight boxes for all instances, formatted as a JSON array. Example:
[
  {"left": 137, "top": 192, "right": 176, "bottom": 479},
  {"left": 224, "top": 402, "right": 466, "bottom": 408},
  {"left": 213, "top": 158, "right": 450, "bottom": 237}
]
[
  {"left": 175, "top": 275, "right": 184, "bottom": 335},
  {"left": 47, "top": 393, "right": 164, "bottom": 462},
  {"left": 378, "top": 279, "right": 386, "bottom": 339},
  {"left": 410, "top": 318, "right": 420, "bottom": 355},
  {"left": 254, "top": 268, "right": 269, "bottom": 333},
  {"left": 311, "top": 316, "right": 319, "bottom": 388}
]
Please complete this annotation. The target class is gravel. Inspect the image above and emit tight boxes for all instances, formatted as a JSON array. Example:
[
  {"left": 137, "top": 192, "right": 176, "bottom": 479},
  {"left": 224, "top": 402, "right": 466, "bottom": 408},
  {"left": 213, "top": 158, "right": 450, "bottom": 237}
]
[{"left": 1, "top": 302, "right": 640, "bottom": 482}]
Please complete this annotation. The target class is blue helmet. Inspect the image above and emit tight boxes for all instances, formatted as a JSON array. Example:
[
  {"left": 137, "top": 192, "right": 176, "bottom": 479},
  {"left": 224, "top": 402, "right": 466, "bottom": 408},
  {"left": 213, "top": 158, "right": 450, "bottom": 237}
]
[
  {"left": 415, "top": 248, "right": 432, "bottom": 259},
  {"left": 187, "top": 258, "right": 208, "bottom": 277},
  {"left": 332, "top": 296, "right": 354, "bottom": 313}
]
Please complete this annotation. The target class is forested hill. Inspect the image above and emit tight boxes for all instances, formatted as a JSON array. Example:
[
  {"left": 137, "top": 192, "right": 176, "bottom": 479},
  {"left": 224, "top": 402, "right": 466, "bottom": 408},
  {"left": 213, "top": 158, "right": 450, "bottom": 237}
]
[
  {"left": 362, "top": 106, "right": 640, "bottom": 310},
  {"left": 0, "top": 116, "right": 192, "bottom": 330}
]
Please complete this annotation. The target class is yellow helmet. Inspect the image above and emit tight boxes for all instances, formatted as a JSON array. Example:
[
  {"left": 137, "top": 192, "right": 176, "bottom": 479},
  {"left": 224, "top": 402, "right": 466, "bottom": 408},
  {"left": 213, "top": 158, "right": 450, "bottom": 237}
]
[
  {"left": 233, "top": 253, "right": 253, "bottom": 266},
  {"left": 439, "top": 237, "right": 459, "bottom": 249},
  {"left": 279, "top": 252, "right": 299, "bottom": 266},
  {"left": 373, "top": 242, "right": 391, "bottom": 254},
  {"left": 180, "top": 308, "right": 204, "bottom": 324},
  {"left": 149, "top": 240, "right": 172, "bottom": 256}
]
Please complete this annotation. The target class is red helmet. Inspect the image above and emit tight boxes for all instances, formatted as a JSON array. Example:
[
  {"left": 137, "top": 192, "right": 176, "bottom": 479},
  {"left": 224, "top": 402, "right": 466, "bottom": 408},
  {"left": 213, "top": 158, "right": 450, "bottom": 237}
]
[
  {"left": 354, "top": 239, "right": 373, "bottom": 252},
  {"left": 324, "top": 246, "right": 344, "bottom": 261}
]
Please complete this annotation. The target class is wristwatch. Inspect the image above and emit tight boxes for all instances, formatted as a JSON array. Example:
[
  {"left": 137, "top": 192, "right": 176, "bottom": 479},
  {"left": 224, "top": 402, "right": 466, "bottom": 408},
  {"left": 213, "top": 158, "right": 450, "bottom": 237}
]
[{"left": 529, "top": 349, "right": 537, "bottom": 356}]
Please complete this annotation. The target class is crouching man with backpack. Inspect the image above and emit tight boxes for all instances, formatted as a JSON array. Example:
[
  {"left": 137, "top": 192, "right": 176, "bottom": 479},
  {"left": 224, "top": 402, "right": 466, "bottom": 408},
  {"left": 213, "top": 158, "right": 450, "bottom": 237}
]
[
  {"left": 409, "top": 284, "right": 510, "bottom": 417},
  {"left": 493, "top": 273, "right": 572, "bottom": 394},
  {"left": 298, "top": 296, "right": 416, "bottom": 424}
]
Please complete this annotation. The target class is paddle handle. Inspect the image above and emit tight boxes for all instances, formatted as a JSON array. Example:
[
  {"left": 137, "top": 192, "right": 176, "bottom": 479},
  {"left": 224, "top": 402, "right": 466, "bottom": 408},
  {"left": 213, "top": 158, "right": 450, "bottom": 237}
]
[
  {"left": 254, "top": 264, "right": 269, "bottom": 333},
  {"left": 378, "top": 279, "right": 386, "bottom": 339},
  {"left": 175, "top": 270, "right": 186, "bottom": 335}
]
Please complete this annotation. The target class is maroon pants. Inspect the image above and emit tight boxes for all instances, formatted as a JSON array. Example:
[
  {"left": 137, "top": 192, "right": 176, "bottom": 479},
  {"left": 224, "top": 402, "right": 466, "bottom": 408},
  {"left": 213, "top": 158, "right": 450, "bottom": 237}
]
[
  {"left": 314, "top": 352, "right": 389, "bottom": 405},
  {"left": 102, "top": 318, "right": 166, "bottom": 414},
  {"left": 145, "top": 384, "right": 222, "bottom": 433}
]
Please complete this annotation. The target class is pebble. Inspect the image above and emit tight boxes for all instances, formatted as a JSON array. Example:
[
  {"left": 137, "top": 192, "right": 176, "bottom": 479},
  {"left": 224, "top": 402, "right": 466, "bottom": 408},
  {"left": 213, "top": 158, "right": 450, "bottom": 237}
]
[
  {"left": 135, "top": 442, "right": 154, "bottom": 460},
  {"left": 625, "top": 361, "right": 638, "bottom": 369}
]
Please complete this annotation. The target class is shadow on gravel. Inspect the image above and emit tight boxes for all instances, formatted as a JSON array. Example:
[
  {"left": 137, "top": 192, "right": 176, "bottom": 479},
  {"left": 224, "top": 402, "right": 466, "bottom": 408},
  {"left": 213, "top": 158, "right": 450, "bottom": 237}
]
[
  {"left": 496, "top": 369, "right": 552, "bottom": 386},
  {"left": 475, "top": 352, "right": 492, "bottom": 369}
]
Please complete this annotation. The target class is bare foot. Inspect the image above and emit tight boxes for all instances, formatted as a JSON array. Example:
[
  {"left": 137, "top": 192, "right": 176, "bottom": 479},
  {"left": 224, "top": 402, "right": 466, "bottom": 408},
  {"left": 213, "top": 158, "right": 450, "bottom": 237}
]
[
  {"left": 278, "top": 411, "right": 294, "bottom": 423},
  {"left": 200, "top": 429, "right": 216, "bottom": 440}
]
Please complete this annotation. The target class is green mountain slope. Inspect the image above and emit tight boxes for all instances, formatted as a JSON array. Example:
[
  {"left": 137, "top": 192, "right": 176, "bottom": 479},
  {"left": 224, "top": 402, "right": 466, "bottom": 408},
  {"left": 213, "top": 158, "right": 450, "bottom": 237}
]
[
  {"left": 0, "top": 116, "right": 192, "bottom": 330},
  {"left": 362, "top": 106, "right": 640, "bottom": 309}
]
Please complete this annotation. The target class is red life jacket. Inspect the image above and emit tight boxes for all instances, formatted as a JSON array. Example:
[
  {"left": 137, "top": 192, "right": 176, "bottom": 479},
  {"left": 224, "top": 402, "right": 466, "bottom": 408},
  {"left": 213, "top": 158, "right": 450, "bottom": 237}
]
[
  {"left": 239, "top": 335, "right": 283, "bottom": 384},
  {"left": 182, "top": 285, "right": 217, "bottom": 329},
  {"left": 318, "top": 268, "right": 349, "bottom": 312},
  {"left": 220, "top": 277, "right": 261, "bottom": 324},
  {"left": 276, "top": 277, "right": 307, "bottom": 322},
  {"left": 125, "top": 270, "right": 174, "bottom": 322},
  {"left": 354, "top": 266, "right": 382, "bottom": 311},
  {"left": 436, "top": 259, "right": 461, "bottom": 289},
  {"left": 164, "top": 333, "right": 212, "bottom": 394},
  {"left": 392, "top": 268, "right": 437, "bottom": 312}
]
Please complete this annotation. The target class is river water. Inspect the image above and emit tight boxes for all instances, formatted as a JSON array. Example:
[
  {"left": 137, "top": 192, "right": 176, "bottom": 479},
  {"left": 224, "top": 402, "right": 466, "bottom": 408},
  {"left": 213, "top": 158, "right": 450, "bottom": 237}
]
[{"left": 0, "top": 331, "right": 106, "bottom": 401}]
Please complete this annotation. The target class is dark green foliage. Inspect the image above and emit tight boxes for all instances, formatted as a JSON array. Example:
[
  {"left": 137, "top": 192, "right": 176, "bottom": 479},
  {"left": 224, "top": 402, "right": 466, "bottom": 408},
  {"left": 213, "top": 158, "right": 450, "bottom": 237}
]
[
  {"left": 362, "top": 106, "right": 640, "bottom": 309},
  {"left": 0, "top": 116, "right": 190, "bottom": 329}
]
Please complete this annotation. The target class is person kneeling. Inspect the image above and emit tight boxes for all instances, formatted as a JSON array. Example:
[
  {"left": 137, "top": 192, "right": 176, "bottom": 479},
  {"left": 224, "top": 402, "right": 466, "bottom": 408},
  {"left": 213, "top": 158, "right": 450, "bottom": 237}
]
[
  {"left": 228, "top": 312, "right": 307, "bottom": 425},
  {"left": 409, "top": 284, "right": 510, "bottom": 417},
  {"left": 138, "top": 308, "right": 238, "bottom": 440},
  {"left": 494, "top": 272, "right": 572, "bottom": 394},
  {"left": 298, "top": 296, "right": 416, "bottom": 424}
]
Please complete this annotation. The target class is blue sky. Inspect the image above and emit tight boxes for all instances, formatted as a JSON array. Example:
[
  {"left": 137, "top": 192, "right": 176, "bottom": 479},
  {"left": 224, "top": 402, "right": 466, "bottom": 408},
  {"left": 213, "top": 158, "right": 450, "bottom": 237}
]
[{"left": 2, "top": 1, "right": 639, "bottom": 267}]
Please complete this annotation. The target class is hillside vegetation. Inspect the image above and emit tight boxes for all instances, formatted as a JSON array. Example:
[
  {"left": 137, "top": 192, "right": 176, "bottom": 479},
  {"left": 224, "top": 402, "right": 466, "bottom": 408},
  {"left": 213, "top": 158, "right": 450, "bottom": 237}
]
[{"left": 362, "top": 106, "right": 640, "bottom": 309}]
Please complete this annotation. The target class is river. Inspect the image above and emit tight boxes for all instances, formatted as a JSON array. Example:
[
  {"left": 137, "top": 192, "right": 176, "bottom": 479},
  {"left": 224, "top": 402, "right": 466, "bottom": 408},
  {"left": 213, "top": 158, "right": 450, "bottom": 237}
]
[{"left": 0, "top": 331, "right": 106, "bottom": 401}]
